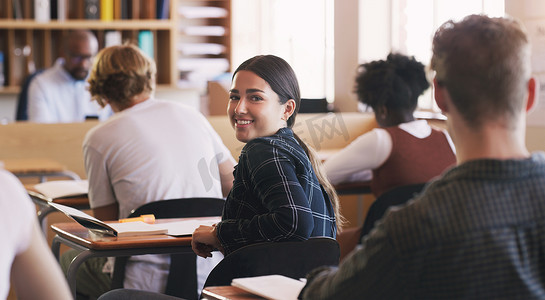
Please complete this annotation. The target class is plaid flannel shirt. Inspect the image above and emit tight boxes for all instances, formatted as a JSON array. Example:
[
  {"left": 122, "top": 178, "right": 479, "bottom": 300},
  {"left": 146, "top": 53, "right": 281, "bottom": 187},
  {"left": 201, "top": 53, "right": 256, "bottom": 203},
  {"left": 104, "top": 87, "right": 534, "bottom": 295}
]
[{"left": 217, "top": 127, "right": 336, "bottom": 255}]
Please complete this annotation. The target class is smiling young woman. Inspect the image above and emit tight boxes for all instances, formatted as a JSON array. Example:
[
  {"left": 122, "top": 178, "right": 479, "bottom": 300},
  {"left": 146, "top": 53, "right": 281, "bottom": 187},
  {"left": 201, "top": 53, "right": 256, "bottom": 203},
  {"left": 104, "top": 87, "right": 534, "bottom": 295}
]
[{"left": 192, "top": 55, "right": 344, "bottom": 258}]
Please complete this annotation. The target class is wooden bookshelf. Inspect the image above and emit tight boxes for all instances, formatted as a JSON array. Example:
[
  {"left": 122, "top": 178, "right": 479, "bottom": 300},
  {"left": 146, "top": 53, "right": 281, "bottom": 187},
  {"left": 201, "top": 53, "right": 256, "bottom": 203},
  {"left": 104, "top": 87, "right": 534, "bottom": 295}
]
[
  {"left": 0, "top": 0, "right": 232, "bottom": 93},
  {"left": 177, "top": 0, "right": 231, "bottom": 88}
]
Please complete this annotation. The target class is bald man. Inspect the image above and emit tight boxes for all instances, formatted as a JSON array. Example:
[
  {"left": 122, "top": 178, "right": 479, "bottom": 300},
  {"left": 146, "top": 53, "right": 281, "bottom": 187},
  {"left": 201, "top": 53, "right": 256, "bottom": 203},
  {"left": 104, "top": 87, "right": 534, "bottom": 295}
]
[{"left": 27, "top": 30, "right": 112, "bottom": 123}]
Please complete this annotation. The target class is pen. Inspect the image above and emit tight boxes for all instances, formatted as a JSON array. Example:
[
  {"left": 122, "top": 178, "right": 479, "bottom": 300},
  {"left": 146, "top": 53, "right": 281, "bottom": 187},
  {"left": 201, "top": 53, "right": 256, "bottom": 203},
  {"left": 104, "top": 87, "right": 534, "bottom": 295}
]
[{"left": 119, "top": 214, "right": 156, "bottom": 224}]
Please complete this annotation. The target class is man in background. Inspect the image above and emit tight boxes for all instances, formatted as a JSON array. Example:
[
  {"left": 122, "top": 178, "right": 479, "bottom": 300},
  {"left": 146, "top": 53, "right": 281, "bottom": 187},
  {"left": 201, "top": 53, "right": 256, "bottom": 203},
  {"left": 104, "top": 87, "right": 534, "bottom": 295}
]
[
  {"left": 28, "top": 29, "right": 111, "bottom": 123},
  {"left": 301, "top": 14, "right": 545, "bottom": 299}
]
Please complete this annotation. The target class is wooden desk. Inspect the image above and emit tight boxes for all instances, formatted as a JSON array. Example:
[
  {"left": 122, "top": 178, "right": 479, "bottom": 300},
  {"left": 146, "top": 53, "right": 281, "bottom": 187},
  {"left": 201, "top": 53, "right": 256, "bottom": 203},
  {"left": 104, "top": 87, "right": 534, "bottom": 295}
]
[
  {"left": 202, "top": 286, "right": 264, "bottom": 300},
  {"left": 2, "top": 158, "right": 80, "bottom": 182},
  {"left": 51, "top": 219, "right": 195, "bottom": 298}
]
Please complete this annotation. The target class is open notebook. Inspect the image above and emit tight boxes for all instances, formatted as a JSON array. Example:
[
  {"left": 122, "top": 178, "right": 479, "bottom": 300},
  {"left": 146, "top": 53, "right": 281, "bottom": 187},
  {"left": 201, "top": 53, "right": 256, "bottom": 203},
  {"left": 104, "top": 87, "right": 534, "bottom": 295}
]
[
  {"left": 231, "top": 275, "right": 306, "bottom": 300},
  {"left": 49, "top": 202, "right": 168, "bottom": 237},
  {"left": 34, "top": 180, "right": 89, "bottom": 199},
  {"left": 49, "top": 202, "right": 220, "bottom": 237}
]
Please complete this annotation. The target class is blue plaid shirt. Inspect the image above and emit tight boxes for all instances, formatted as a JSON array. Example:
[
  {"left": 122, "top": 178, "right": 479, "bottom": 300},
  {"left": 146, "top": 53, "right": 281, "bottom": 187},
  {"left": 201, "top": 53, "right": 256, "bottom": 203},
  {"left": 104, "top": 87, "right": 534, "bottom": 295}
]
[
  {"left": 302, "top": 152, "right": 545, "bottom": 299},
  {"left": 216, "top": 128, "right": 336, "bottom": 255}
]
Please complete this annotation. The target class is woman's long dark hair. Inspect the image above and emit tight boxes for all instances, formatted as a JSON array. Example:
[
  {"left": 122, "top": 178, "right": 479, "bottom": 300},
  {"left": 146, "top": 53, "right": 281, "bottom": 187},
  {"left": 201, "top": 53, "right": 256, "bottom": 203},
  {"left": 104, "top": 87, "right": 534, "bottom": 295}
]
[{"left": 233, "top": 55, "right": 345, "bottom": 230}]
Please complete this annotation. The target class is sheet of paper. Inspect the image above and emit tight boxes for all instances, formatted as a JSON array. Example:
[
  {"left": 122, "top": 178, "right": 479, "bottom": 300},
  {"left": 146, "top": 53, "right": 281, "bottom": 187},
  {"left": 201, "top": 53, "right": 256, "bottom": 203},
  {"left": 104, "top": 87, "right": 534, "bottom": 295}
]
[
  {"left": 105, "top": 221, "right": 169, "bottom": 237},
  {"left": 231, "top": 275, "right": 306, "bottom": 300},
  {"left": 162, "top": 216, "right": 221, "bottom": 236}
]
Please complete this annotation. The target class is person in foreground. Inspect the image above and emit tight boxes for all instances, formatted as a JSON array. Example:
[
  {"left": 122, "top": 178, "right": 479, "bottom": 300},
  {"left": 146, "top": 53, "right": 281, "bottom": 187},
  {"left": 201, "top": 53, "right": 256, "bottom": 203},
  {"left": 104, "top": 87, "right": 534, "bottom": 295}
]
[
  {"left": 0, "top": 169, "right": 72, "bottom": 300},
  {"left": 300, "top": 14, "right": 545, "bottom": 299},
  {"left": 324, "top": 53, "right": 456, "bottom": 197},
  {"left": 28, "top": 29, "right": 111, "bottom": 123},
  {"left": 191, "top": 54, "right": 343, "bottom": 258},
  {"left": 60, "top": 44, "right": 236, "bottom": 299}
]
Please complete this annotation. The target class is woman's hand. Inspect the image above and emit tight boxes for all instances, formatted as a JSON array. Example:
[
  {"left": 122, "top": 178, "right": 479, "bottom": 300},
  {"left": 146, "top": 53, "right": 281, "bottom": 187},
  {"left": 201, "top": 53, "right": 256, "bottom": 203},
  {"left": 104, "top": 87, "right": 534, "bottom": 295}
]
[{"left": 191, "top": 225, "right": 224, "bottom": 258}]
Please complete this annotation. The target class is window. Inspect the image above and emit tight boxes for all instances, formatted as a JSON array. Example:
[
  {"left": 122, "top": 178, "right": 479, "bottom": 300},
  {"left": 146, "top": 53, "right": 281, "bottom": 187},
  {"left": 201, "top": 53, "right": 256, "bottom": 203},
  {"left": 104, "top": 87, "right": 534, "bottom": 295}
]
[
  {"left": 231, "top": 0, "right": 333, "bottom": 100},
  {"left": 232, "top": 0, "right": 504, "bottom": 111},
  {"left": 361, "top": 0, "right": 505, "bottom": 110}
]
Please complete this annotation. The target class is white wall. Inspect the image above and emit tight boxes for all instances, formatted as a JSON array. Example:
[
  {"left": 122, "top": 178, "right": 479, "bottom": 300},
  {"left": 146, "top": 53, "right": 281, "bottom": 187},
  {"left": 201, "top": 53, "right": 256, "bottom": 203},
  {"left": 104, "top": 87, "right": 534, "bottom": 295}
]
[{"left": 333, "top": 0, "right": 359, "bottom": 112}]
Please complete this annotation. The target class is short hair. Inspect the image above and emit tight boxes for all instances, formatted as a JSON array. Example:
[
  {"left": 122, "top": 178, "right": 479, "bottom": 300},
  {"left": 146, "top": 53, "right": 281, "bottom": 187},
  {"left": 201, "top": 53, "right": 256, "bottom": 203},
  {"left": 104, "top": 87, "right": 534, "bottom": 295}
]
[
  {"left": 431, "top": 14, "right": 531, "bottom": 129},
  {"left": 88, "top": 44, "right": 156, "bottom": 109},
  {"left": 233, "top": 55, "right": 301, "bottom": 128},
  {"left": 355, "top": 53, "right": 429, "bottom": 114},
  {"left": 63, "top": 30, "right": 98, "bottom": 54}
]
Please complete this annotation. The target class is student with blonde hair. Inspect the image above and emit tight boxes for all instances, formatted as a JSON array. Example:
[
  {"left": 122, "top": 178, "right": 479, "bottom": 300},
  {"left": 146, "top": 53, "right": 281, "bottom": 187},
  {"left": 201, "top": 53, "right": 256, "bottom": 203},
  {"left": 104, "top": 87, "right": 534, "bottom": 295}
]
[{"left": 61, "top": 44, "right": 235, "bottom": 299}]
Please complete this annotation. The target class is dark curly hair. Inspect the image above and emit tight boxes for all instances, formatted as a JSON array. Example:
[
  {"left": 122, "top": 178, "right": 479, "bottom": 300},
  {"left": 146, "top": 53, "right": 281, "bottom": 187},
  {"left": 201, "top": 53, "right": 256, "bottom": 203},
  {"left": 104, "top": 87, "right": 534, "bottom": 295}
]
[{"left": 355, "top": 53, "right": 429, "bottom": 114}]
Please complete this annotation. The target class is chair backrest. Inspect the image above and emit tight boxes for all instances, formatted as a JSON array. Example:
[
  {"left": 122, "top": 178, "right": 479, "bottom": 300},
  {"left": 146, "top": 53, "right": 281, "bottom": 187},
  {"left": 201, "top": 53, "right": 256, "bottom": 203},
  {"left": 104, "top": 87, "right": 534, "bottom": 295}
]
[
  {"left": 16, "top": 70, "right": 44, "bottom": 121},
  {"left": 201, "top": 237, "right": 340, "bottom": 298},
  {"left": 129, "top": 197, "right": 225, "bottom": 219},
  {"left": 111, "top": 197, "right": 225, "bottom": 300},
  {"left": 299, "top": 98, "right": 330, "bottom": 113},
  {"left": 360, "top": 183, "right": 426, "bottom": 239}
]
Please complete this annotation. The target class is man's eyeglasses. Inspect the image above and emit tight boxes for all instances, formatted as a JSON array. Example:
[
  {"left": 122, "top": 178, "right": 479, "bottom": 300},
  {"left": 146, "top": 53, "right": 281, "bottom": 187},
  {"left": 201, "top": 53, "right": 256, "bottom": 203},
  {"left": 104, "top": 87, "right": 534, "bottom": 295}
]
[{"left": 67, "top": 54, "right": 93, "bottom": 64}]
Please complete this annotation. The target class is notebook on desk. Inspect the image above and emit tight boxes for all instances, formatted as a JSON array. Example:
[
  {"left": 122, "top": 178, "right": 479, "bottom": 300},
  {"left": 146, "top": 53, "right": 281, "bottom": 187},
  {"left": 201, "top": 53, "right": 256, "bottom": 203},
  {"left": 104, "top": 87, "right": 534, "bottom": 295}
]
[
  {"left": 34, "top": 180, "right": 89, "bottom": 199},
  {"left": 49, "top": 202, "right": 168, "bottom": 237},
  {"left": 231, "top": 275, "right": 306, "bottom": 300},
  {"left": 49, "top": 202, "right": 220, "bottom": 237}
]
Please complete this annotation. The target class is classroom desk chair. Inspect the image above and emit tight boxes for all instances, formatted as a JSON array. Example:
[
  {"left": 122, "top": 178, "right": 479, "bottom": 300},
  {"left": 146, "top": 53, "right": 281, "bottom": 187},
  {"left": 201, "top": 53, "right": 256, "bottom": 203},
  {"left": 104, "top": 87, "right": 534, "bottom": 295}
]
[
  {"left": 99, "top": 237, "right": 340, "bottom": 300},
  {"left": 111, "top": 198, "right": 225, "bottom": 300},
  {"left": 201, "top": 237, "right": 340, "bottom": 299},
  {"left": 336, "top": 182, "right": 426, "bottom": 261}
]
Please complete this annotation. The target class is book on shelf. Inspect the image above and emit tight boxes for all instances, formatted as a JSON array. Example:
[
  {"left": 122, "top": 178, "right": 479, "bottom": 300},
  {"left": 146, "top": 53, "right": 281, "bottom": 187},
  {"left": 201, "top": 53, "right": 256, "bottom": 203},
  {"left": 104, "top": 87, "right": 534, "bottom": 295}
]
[
  {"left": 49, "top": 202, "right": 169, "bottom": 237},
  {"left": 120, "top": 0, "right": 129, "bottom": 19},
  {"left": 57, "top": 0, "right": 67, "bottom": 21},
  {"left": 101, "top": 0, "right": 114, "bottom": 21},
  {"left": 138, "top": 30, "right": 154, "bottom": 59},
  {"left": 113, "top": 0, "right": 121, "bottom": 19},
  {"left": 84, "top": 0, "right": 100, "bottom": 19},
  {"left": 129, "top": 0, "right": 140, "bottom": 19},
  {"left": 33, "top": 180, "right": 89, "bottom": 199},
  {"left": 231, "top": 275, "right": 306, "bottom": 300},
  {"left": 35, "top": 0, "right": 51, "bottom": 22},
  {"left": 50, "top": 0, "right": 66, "bottom": 20},
  {"left": 105, "top": 31, "right": 123, "bottom": 47},
  {"left": 140, "top": 0, "right": 156, "bottom": 19},
  {"left": 68, "top": 0, "right": 85, "bottom": 19},
  {"left": 0, "top": 51, "right": 4, "bottom": 88},
  {"left": 156, "top": 0, "right": 170, "bottom": 19},
  {"left": 12, "top": 0, "right": 23, "bottom": 19}
]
